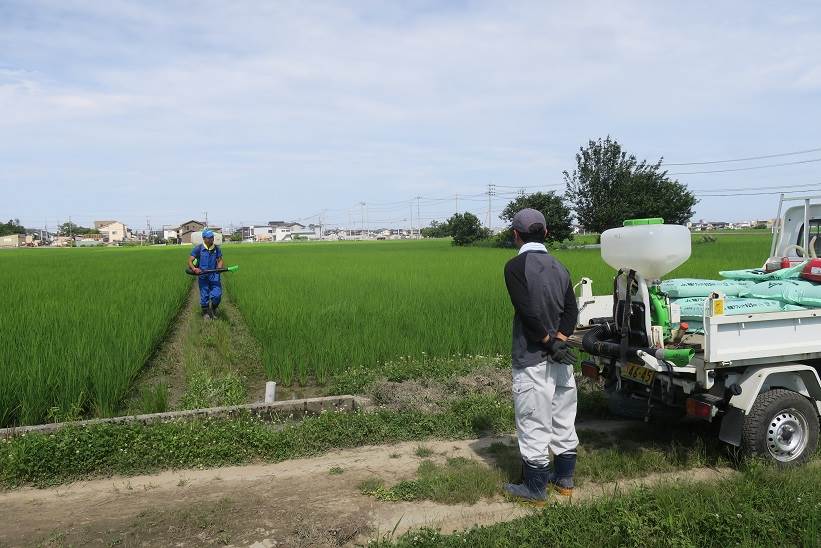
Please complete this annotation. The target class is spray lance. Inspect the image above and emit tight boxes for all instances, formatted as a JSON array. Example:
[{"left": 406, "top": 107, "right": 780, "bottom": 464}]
[
  {"left": 186, "top": 251, "right": 239, "bottom": 276},
  {"left": 185, "top": 265, "right": 239, "bottom": 276}
]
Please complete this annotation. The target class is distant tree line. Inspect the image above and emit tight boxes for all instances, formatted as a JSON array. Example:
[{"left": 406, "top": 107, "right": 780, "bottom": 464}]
[
  {"left": 57, "top": 222, "right": 100, "bottom": 236},
  {"left": 422, "top": 136, "right": 697, "bottom": 246},
  {"left": 0, "top": 218, "right": 25, "bottom": 236}
]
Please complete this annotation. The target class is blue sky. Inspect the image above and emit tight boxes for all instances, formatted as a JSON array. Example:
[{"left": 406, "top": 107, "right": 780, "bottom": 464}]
[{"left": 2, "top": 1, "right": 821, "bottom": 232}]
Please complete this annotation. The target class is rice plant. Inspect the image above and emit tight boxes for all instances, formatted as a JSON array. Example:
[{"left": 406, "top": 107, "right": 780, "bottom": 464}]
[
  {"left": 226, "top": 234, "right": 770, "bottom": 386},
  {"left": 0, "top": 246, "right": 190, "bottom": 426}
]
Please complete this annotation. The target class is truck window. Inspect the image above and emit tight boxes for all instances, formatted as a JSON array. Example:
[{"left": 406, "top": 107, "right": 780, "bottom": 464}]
[{"left": 796, "top": 219, "right": 821, "bottom": 256}]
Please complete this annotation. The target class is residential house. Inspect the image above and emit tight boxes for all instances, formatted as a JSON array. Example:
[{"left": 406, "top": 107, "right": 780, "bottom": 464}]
[
  {"left": 252, "top": 225, "right": 274, "bottom": 242},
  {"left": 267, "top": 221, "right": 322, "bottom": 241},
  {"left": 177, "top": 220, "right": 206, "bottom": 244},
  {"left": 95, "top": 220, "right": 128, "bottom": 243},
  {"left": 163, "top": 228, "right": 179, "bottom": 242}
]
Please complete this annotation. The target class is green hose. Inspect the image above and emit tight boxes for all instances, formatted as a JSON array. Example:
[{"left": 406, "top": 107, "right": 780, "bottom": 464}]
[{"left": 649, "top": 286, "right": 671, "bottom": 340}]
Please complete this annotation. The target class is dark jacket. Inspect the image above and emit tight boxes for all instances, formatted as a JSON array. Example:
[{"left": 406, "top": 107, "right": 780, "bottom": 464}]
[{"left": 504, "top": 248, "right": 578, "bottom": 368}]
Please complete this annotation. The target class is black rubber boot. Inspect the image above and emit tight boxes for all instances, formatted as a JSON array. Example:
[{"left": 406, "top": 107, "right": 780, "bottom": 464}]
[
  {"left": 210, "top": 302, "right": 219, "bottom": 319},
  {"left": 201, "top": 305, "right": 211, "bottom": 320},
  {"left": 503, "top": 459, "right": 549, "bottom": 502},
  {"left": 550, "top": 451, "right": 576, "bottom": 495}
]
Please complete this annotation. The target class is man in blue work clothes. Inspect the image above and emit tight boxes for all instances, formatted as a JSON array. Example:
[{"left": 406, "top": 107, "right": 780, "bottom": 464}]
[
  {"left": 188, "top": 229, "right": 224, "bottom": 320},
  {"left": 503, "top": 208, "right": 579, "bottom": 502}
]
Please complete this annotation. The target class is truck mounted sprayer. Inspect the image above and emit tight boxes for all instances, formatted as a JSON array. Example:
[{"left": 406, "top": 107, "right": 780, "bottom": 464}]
[{"left": 572, "top": 195, "right": 821, "bottom": 465}]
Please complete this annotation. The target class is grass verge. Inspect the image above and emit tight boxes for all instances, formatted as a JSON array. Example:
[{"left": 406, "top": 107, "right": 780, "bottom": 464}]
[
  {"left": 1, "top": 392, "right": 738, "bottom": 490},
  {"left": 0, "top": 396, "right": 513, "bottom": 488},
  {"left": 376, "top": 463, "right": 820, "bottom": 547}
]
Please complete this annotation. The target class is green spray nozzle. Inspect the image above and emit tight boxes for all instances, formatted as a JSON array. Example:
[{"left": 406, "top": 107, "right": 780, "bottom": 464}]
[{"left": 662, "top": 348, "right": 694, "bottom": 367}]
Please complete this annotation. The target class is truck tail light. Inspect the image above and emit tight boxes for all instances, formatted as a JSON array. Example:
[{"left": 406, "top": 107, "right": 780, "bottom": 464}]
[
  {"left": 686, "top": 398, "right": 713, "bottom": 418},
  {"left": 581, "top": 361, "right": 599, "bottom": 381}
]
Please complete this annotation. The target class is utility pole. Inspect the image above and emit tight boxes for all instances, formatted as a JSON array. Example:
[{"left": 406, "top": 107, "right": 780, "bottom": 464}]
[
  {"left": 486, "top": 184, "right": 496, "bottom": 230},
  {"left": 455, "top": 193, "right": 459, "bottom": 213},
  {"left": 416, "top": 196, "right": 421, "bottom": 238},
  {"left": 360, "top": 202, "right": 366, "bottom": 240},
  {"left": 409, "top": 203, "right": 414, "bottom": 238},
  {"left": 203, "top": 211, "right": 208, "bottom": 227},
  {"left": 319, "top": 209, "right": 326, "bottom": 240}
]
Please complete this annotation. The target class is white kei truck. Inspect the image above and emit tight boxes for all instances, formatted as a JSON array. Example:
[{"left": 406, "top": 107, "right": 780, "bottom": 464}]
[{"left": 571, "top": 194, "right": 821, "bottom": 465}]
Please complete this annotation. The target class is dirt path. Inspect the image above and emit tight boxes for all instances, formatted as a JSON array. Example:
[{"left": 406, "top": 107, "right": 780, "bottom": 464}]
[
  {"left": 124, "top": 282, "right": 268, "bottom": 414},
  {"left": 0, "top": 431, "right": 735, "bottom": 548}
]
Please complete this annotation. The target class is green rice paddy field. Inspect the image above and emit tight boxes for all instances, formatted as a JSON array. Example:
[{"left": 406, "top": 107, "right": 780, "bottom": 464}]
[{"left": 1, "top": 233, "right": 771, "bottom": 427}]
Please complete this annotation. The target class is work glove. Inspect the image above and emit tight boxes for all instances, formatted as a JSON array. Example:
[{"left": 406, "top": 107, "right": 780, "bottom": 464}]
[{"left": 544, "top": 338, "right": 575, "bottom": 365}]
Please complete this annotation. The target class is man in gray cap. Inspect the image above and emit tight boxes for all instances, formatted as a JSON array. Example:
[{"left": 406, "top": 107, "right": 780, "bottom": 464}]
[{"left": 502, "top": 208, "right": 579, "bottom": 502}]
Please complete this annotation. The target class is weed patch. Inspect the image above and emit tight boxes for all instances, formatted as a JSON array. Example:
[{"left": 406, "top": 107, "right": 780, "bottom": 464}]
[
  {"left": 361, "top": 458, "right": 503, "bottom": 505},
  {"left": 180, "top": 371, "right": 246, "bottom": 409}
]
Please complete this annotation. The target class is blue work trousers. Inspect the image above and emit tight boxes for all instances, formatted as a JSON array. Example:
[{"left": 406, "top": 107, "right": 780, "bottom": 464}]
[{"left": 198, "top": 278, "right": 222, "bottom": 307}]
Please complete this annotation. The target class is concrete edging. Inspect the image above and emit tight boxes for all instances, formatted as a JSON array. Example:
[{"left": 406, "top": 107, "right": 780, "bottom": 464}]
[{"left": 0, "top": 395, "right": 373, "bottom": 439}]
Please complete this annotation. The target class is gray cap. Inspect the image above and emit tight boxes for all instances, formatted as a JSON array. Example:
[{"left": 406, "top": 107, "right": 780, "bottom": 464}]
[{"left": 511, "top": 208, "right": 546, "bottom": 233}]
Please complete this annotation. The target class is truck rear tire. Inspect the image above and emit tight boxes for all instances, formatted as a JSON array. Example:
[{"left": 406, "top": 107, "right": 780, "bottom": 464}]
[{"left": 741, "top": 389, "right": 819, "bottom": 466}]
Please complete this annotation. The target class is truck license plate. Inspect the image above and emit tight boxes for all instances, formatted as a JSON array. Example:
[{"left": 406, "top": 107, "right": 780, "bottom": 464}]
[{"left": 621, "top": 363, "right": 655, "bottom": 385}]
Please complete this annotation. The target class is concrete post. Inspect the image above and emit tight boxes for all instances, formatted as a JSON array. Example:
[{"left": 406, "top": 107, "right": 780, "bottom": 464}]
[{"left": 264, "top": 381, "right": 277, "bottom": 403}]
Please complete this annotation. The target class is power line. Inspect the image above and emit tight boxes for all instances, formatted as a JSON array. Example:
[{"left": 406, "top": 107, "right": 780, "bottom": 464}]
[
  {"left": 695, "top": 187, "right": 821, "bottom": 197},
  {"left": 669, "top": 157, "right": 821, "bottom": 175},
  {"left": 689, "top": 181, "right": 821, "bottom": 193},
  {"left": 665, "top": 146, "right": 821, "bottom": 166}
]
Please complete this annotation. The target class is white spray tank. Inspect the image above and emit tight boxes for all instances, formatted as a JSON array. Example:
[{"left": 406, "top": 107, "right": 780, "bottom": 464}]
[
  {"left": 600, "top": 219, "right": 692, "bottom": 355},
  {"left": 601, "top": 218, "right": 691, "bottom": 279}
]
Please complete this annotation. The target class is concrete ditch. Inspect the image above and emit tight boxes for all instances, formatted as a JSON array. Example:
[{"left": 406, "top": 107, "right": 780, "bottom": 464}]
[{"left": 0, "top": 395, "right": 372, "bottom": 439}]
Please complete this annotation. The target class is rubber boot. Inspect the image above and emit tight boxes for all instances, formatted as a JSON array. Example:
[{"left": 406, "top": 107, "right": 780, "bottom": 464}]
[
  {"left": 503, "top": 459, "right": 549, "bottom": 503},
  {"left": 210, "top": 301, "right": 219, "bottom": 319},
  {"left": 202, "top": 305, "right": 211, "bottom": 320},
  {"left": 550, "top": 451, "right": 576, "bottom": 496}
]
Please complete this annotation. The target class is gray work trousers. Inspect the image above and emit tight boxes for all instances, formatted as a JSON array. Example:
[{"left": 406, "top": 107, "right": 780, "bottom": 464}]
[{"left": 511, "top": 359, "right": 579, "bottom": 467}]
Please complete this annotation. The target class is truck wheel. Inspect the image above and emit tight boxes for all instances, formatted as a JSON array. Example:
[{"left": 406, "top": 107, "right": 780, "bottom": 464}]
[{"left": 742, "top": 389, "right": 819, "bottom": 466}]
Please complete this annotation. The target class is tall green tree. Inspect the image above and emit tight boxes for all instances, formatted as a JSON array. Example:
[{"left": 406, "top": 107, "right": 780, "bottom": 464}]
[
  {"left": 499, "top": 191, "right": 573, "bottom": 244},
  {"left": 564, "top": 137, "right": 697, "bottom": 233},
  {"left": 448, "top": 212, "right": 490, "bottom": 246}
]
